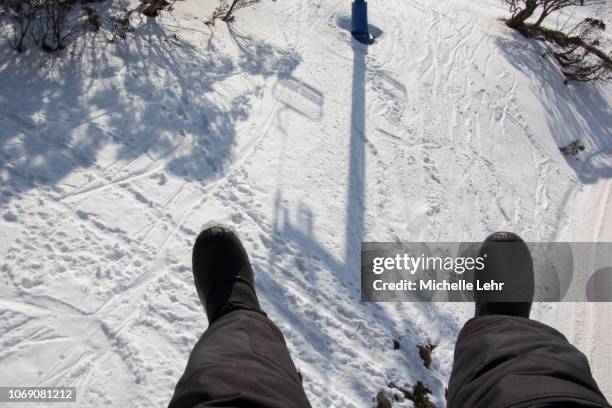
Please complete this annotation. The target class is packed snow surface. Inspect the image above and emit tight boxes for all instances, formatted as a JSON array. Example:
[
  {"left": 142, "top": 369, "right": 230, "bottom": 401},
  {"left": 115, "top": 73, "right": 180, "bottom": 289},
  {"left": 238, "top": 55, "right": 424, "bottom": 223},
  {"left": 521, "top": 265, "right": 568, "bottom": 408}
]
[{"left": 1, "top": 0, "right": 611, "bottom": 406}]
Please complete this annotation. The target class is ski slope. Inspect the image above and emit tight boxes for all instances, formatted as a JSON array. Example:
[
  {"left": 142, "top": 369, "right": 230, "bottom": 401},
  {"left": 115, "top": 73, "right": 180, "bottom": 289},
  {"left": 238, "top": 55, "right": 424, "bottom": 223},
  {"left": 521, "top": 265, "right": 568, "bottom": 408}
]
[{"left": 0, "top": 0, "right": 610, "bottom": 406}]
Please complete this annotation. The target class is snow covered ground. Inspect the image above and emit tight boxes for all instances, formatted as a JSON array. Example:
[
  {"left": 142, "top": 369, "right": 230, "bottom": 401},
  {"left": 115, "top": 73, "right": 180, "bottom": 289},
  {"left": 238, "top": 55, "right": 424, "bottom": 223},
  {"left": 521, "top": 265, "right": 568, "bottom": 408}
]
[{"left": 0, "top": 0, "right": 610, "bottom": 406}]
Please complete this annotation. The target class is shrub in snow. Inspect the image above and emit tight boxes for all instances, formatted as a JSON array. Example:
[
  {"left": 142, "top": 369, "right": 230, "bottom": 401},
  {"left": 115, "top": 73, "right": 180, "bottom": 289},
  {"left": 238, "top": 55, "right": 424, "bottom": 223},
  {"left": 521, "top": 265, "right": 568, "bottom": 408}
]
[
  {"left": 34, "top": 0, "right": 81, "bottom": 51},
  {"left": 388, "top": 382, "right": 436, "bottom": 408},
  {"left": 82, "top": 6, "right": 101, "bottom": 32},
  {"left": 142, "top": 0, "right": 173, "bottom": 17},
  {"left": 1, "top": 0, "right": 85, "bottom": 52},
  {"left": 375, "top": 392, "right": 392, "bottom": 408},
  {"left": 500, "top": 0, "right": 611, "bottom": 82},
  {"left": 109, "top": 7, "right": 136, "bottom": 41},
  {"left": 1, "top": 0, "right": 38, "bottom": 52},
  {"left": 559, "top": 140, "right": 586, "bottom": 157},
  {"left": 541, "top": 19, "right": 612, "bottom": 82},
  {"left": 206, "top": 0, "right": 260, "bottom": 25},
  {"left": 503, "top": 0, "right": 538, "bottom": 29},
  {"left": 417, "top": 343, "right": 437, "bottom": 369},
  {"left": 502, "top": 0, "right": 605, "bottom": 30}
]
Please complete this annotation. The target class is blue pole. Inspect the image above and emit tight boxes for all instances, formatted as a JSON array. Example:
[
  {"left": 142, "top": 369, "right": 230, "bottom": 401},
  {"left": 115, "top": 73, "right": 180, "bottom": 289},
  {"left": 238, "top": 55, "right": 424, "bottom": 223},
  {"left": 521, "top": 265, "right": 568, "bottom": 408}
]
[{"left": 351, "top": 0, "right": 371, "bottom": 44}]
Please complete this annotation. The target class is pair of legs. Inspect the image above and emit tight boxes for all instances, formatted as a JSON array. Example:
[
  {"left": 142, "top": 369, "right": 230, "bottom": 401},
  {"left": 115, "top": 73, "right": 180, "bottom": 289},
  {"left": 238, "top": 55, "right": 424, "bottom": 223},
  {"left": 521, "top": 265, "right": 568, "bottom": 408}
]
[
  {"left": 168, "top": 227, "right": 609, "bottom": 408},
  {"left": 168, "top": 226, "right": 311, "bottom": 408}
]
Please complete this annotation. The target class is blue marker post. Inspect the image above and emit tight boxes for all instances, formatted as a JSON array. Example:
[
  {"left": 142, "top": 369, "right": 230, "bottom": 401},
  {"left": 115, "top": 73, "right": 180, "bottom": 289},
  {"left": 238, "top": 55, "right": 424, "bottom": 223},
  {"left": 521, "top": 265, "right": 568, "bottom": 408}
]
[{"left": 351, "top": 0, "right": 371, "bottom": 44}]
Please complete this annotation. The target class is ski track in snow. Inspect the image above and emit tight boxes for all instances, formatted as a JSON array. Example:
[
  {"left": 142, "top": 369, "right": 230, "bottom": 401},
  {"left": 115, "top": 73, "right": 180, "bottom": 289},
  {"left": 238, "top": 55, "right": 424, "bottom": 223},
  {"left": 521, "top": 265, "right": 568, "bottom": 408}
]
[{"left": 0, "top": 0, "right": 610, "bottom": 406}]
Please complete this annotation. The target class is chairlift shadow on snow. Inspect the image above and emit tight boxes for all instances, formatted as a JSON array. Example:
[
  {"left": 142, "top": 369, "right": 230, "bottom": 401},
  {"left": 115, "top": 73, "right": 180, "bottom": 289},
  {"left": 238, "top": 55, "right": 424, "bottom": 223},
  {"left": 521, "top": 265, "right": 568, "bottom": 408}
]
[{"left": 256, "top": 25, "right": 458, "bottom": 403}]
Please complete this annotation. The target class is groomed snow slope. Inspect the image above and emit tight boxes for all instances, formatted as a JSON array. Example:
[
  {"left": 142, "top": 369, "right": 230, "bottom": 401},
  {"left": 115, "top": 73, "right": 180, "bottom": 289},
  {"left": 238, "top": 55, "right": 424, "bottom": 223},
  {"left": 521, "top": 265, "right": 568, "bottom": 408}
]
[{"left": 0, "top": 0, "right": 610, "bottom": 406}]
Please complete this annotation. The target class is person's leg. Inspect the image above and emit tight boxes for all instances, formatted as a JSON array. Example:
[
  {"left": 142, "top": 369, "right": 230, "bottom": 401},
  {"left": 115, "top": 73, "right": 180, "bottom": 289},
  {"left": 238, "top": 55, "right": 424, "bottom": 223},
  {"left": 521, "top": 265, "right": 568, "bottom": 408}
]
[
  {"left": 447, "top": 232, "right": 610, "bottom": 408},
  {"left": 168, "top": 225, "right": 311, "bottom": 408},
  {"left": 447, "top": 314, "right": 609, "bottom": 408}
]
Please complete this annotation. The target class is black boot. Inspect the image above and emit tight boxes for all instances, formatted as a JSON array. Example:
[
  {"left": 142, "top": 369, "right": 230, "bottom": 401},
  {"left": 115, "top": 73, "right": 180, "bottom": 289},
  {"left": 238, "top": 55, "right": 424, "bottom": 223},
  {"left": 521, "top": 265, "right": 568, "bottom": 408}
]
[
  {"left": 474, "top": 232, "right": 534, "bottom": 318},
  {"left": 192, "top": 224, "right": 264, "bottom": 324}
]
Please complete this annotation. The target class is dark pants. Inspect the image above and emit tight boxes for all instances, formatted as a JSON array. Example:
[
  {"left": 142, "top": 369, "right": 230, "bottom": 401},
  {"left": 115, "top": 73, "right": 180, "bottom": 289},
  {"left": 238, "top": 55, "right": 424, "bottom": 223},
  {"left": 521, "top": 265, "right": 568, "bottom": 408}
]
[
  {"left": 447, "top": 315, "right": 610, "bottom": 408},
  {"left": 168, "top": 310, "right": 312, "bottom": 408},
  {"left": 170, "top": 312, "right": 609, "bottom": 408}
]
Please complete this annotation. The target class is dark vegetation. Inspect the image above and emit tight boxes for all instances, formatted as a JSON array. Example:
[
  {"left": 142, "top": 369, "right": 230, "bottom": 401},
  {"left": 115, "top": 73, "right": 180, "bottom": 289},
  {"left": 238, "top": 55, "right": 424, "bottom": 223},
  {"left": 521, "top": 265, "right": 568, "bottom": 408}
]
[
  {"left": 502, "top": 0, "right": 611, "bottom": 82},
  {"left": 388, "top": 381, "right": 436, "bottom": 408},
  {"left": 375, "top": 382, "right": 436, "bottom": 408},
  {"left": 375, "top": 341, "right": 439, "bottom": 407},
  {"left": 0, "top": 0, "right": 258, "bottom": 53},
  {"left": 206, "top": 0, "right": 260, "bottom": 25},
  {"left": 417, "top": 343, "right": 437, "bottom": 369},
  {"left": 559, "top": 139, "right": 586, "bottom": 156}
]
